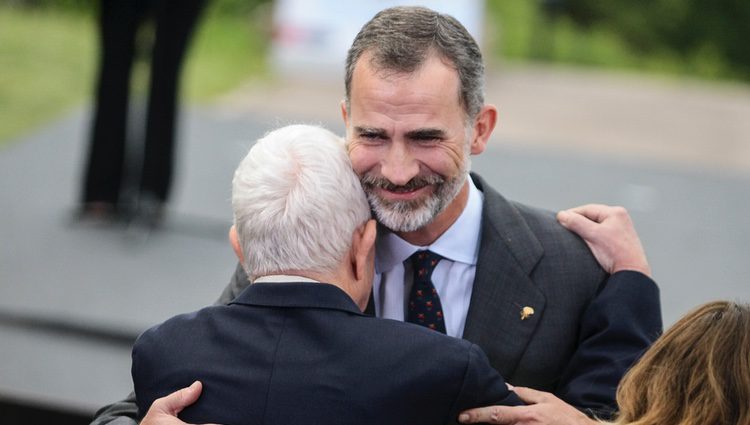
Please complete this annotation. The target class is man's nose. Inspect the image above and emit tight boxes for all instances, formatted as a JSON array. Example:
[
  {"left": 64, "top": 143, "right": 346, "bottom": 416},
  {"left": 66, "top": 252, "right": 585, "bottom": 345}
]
[{"left": 381, "top": 142, "right": 419, "bottom": 186}]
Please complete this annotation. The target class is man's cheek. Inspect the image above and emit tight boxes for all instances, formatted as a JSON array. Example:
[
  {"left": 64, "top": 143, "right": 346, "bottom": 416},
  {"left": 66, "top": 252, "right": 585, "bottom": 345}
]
[
  {"left": 435, "top": 147, "right": 466, "bottom": 174},
  {"left": 348, "top": 149, "right": 374, "bottom": 175}
]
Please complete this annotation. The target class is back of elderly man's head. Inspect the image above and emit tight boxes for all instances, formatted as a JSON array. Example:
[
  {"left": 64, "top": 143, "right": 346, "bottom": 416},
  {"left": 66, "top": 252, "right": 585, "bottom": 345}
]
[{"left": 232, "top": 124, "right": 371, "bottom": 280}]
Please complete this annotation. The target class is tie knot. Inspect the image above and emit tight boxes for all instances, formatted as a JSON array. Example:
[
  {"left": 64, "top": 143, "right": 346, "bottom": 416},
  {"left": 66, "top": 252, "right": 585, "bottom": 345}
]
[{"left": 410, "top": 250, "right": 443, "bottom": 277}]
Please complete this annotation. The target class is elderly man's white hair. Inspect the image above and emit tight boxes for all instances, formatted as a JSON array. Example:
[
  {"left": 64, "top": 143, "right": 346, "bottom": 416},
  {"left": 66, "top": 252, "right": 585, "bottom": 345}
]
[{"left": 232, "top": 124, "right": 371, "bottom": 280}]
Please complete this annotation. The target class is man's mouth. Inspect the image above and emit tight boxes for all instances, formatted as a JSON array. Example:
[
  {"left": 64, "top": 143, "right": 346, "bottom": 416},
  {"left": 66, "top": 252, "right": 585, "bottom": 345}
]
[
  {"left": 377, "top": 184, "right": 430, "bottom": 201},
  {"left": 388, "top": 184, "right": 427, "bottom": 193},
  {"left": 362, "top": 174, "right": 443, "bottom": 202}
]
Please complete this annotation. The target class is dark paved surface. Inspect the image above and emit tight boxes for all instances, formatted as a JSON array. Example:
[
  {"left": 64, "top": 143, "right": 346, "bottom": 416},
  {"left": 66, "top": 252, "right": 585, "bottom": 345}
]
[{"left": 1, "top": 73, "right": 749, "bottom": 414}]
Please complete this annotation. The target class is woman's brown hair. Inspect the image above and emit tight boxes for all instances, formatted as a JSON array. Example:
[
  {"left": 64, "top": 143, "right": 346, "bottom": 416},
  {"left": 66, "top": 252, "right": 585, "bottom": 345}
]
[{"left": 614, "top": 301, "right": 750, "bottom": 425}]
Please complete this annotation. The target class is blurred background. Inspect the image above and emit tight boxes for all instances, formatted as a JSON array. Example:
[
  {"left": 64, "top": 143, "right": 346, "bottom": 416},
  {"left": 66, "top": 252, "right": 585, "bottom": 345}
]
[{"left": 1, "top": 0, "right": 748, "bottom": 423}]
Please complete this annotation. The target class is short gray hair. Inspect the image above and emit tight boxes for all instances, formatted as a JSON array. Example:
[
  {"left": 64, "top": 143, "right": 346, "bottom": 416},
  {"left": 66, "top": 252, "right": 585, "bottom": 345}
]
[
  {"left": 232, "top": 124, "right": 371, "bottom": 280},
  {"left": 344, "top": 6, "right": 485, "bottom": 118}
]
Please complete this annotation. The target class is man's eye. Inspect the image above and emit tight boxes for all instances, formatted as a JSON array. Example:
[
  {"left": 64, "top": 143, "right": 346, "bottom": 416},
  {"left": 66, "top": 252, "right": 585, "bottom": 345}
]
[
  {"left": 413, "top": 137, "right": 440, "bottom": 144},
  {"left": 409, "top": 131, "right": 444, "bottom": 144},
  {"left": 360, "top": 133, "right": 384, "bottom": 141}
]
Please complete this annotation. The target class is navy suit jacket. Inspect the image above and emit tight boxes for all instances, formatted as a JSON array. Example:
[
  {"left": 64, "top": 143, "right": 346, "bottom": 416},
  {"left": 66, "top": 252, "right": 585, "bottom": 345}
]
[
  {"left": 132, "top": 282, "right": 523, "bottom": 425},
  {"left": 217, "top": 174, "right": 664, "bottom": 418}
]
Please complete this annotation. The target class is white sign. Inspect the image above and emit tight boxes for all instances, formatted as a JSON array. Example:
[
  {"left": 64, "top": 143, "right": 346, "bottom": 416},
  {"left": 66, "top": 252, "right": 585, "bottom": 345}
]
[{"left": 270, "top": 0, "right": 485, "bottom": 80}]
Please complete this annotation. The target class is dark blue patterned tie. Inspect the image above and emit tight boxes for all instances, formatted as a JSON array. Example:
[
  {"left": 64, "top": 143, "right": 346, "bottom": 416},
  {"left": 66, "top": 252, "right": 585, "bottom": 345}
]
[{"left": 407, "top": 250, "right": 446, "bottom": 333}]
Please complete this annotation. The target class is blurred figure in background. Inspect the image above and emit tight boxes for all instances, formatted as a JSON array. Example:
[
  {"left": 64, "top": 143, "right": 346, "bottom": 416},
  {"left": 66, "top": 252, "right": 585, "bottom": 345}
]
[{"left": 80, "top": 0, "right": 207, "bottom": 227}]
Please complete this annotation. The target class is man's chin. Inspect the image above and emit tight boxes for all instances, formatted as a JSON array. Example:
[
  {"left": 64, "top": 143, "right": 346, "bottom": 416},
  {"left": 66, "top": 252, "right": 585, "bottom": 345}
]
[
  {"left": 370, "top": 198, "right": 437, "bottom": 233},
  {"left": 377, "top": 214, "right": 434, "bottom": 234}
]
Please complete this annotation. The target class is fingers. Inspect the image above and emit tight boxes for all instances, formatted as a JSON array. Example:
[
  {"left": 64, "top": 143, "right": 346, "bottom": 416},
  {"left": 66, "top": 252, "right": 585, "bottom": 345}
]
[
  {"left": 559, "top": 204, "right": 641, "bottom": 274},
  {"left": 459, "top": 389, "right": 596, "bottom": 425},
  {"left": 561, "top": 203, "right": 629, "bottom": 222},
  {"left": 143, "top": 382, "right": 225, "bottom": 425},
  {"left": 511, "top": 386, "right": 550, "bottom": 405},
  {"left": 458, "top": 388, "right": 548, "bottom": 424},
  {"left": 458, "top": 405, "right": 519, "bottom": 424},
  {"left": 153, "top": 381, "right": 203, "bottom": 416},
  {"left": 565, "top": 204, "right": 611, "bottom": 223},
  {"left": 558, "top": 205, "right": 632, "bottom": 236},
  {"left": 569, "top": 204, "right": 630, "bottom": 223},
  {"left": 568, "top": 204, "right": 626, "bottom": 223},
  {"left": 556, "top": 210, "right": 597, "bottom": 239}
]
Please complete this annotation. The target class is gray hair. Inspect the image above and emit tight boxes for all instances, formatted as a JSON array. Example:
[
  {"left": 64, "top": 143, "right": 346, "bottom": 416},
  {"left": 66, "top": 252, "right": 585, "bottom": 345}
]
[
  {"left": 232, "top": 124, "right": 371, "bottom": 280},
  {"left": 344, "top": 6, "right": 485, "bottom": 118}
]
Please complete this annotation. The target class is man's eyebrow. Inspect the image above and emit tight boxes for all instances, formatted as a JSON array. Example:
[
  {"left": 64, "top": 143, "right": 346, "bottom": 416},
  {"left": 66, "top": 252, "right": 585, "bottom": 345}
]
[
  {"left": 405, "top": 128, "right": 446, "bottom": 139},
  {"left": 353, "top": 126, "right": 387, "bottom": 137}
]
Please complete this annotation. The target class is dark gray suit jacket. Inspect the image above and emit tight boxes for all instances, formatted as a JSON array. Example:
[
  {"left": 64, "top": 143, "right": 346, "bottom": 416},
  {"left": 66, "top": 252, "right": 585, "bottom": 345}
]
[{"left": 92, "top": 173, "right": 662, "bottom": 424}]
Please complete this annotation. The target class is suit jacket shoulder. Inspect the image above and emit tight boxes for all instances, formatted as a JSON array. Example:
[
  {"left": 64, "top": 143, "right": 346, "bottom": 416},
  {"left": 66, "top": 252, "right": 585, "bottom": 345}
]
[
  {"left": 465, "top": 174, "right": 606, "bottom": 378},
  {"left": 131, "top": 305, "right": 228, "bottom": 418},
  {"left": 133, "top": 283, "right": 523, "bottom": 425},
  {"left": 464, "top": 173, "right": 661, "bottom": 418}
]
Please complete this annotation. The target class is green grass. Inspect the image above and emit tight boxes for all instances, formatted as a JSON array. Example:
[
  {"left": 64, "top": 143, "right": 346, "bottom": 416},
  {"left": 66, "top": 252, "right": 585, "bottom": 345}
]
[
  {"left": 0, "top": 4, "right": 269, "bottom": 147},
  {"left": 183, "top": 7, "right": 270, "bottom": 101},
  {"left": 486, "top": 0, "right": 735, "bottom": 80},
  {"left": 0, "top": 7, "right": 95, "bottom": 145}
]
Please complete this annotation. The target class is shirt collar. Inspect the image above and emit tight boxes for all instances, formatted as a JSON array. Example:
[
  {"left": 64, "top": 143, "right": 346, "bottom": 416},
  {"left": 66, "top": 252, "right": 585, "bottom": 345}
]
[
  {"left": 230, "top": 281, "right": 365, "bottom": 316},
  {"left": 253, "top": 274, "right": 320, "bottom": 284},
  {"left": 375, "top": 177, "right": 484, "bottom": 273}
]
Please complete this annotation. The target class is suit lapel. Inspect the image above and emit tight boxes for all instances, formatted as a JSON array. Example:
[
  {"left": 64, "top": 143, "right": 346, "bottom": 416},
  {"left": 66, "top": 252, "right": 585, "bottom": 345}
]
[{"left": 463, "top": 174, "right": 547, "bottom": 379}]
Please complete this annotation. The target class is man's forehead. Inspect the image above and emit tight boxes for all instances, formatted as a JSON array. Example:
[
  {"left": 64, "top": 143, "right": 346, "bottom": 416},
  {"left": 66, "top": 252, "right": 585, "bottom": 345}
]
[
  {"left": 352, "top": 51, "right": 460, "bottom": 89},
  {"left": 349, "top": 60, "right": 464, "bottom": 117}
]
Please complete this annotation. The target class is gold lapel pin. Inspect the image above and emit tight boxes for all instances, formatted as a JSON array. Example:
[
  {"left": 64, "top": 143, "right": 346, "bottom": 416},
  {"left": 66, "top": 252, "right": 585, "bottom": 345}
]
[{"left": 520, "top": 306, "right": 535, "bottom": 320}]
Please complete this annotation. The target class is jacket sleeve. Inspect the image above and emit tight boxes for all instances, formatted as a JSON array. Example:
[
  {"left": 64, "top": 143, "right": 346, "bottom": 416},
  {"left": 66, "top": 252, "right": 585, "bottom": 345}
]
[
  {"left": 90, "top": 334, "right": 148, "bottom": 424},
  {"left": 447, "top": 344, "right": 524, "bottom": 425},
  {"left": 555, "top": 270, "right": 663, "bottom": 419},
  {"left": 90, "top": 393, "right": 139, "bottom": 425}
]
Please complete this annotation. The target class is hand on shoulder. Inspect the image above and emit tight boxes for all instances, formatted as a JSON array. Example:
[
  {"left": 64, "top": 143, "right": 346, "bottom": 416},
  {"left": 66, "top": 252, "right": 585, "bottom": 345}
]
[
  {"left": 141, "top": 381, "right": 222, "bottom": 425},
  {"left": 557, "top": 204, "right": 651, "bottom": 277},
  {"left": 459, "top": 386, "right": 596, "bottom": 425}
]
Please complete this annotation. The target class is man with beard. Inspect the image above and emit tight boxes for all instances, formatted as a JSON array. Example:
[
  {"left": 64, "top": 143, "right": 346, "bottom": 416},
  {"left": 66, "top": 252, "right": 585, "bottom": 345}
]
[
  {"left": 91, "top": 6, "right": 661, "bottom": 425},
  {"left": 131, "top": 124, "right": 523, "bottom": 425}
]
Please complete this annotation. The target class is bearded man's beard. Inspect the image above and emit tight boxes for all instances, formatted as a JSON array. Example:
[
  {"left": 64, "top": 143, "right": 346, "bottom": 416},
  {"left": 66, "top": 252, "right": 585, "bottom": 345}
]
[{"left": 360, "top": 171, "right": 467, "bottom": 233}]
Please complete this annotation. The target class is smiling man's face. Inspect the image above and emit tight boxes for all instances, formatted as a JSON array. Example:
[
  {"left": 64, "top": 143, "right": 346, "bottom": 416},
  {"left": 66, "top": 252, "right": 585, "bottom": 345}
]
[{"left": 343, "top": 53, "right": 473, "bottom": 236}]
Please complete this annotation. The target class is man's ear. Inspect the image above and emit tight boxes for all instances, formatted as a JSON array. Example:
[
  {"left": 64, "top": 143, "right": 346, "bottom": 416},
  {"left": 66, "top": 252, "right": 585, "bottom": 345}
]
[
  {"left": 352, "top": 219, "right": 377, "bottom": 283},
  {"left": 340, "top": 99, "right": 349, "bottom": 127},
  {"left": 229, "top": 225, "right": 244, "bottom": 265},
  {"left": 469, "top": 104, "right": 498, "bottom": 155}
]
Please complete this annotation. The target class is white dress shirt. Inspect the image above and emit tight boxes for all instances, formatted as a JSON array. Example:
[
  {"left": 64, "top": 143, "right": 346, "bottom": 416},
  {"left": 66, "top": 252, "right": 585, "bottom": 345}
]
[{"left": 373, "top": 179, "right": 484, "bottom": 338}]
